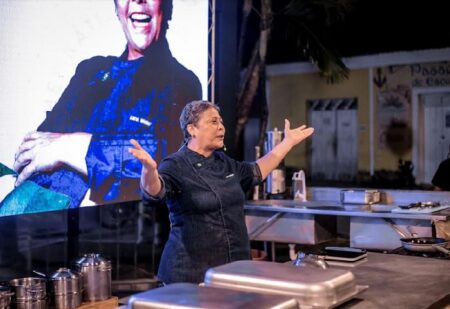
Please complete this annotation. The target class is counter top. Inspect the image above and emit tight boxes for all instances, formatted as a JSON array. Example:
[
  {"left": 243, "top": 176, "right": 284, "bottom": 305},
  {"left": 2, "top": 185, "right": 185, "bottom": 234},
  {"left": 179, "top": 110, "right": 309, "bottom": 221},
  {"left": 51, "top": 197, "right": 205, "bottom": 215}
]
[
  {"left": 121, "top": 252, "right": 449, "bottom": 309},
  {"left": 245, "top": 200, "right": 450, "bottom": 221},
  {"left": 337, "top": 252, "right": 450, "bottom": 308}
]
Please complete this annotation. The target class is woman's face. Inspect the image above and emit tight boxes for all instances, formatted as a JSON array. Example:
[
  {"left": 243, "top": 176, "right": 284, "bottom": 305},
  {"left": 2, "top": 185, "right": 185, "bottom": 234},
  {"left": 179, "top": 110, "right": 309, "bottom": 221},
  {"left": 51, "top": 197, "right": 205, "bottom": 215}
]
[
  {"left": 116, "top": 0, "right": 163, "bottom": 59},
  {"left": 190, "top": 107, "right": 225, "bottom": 151}
]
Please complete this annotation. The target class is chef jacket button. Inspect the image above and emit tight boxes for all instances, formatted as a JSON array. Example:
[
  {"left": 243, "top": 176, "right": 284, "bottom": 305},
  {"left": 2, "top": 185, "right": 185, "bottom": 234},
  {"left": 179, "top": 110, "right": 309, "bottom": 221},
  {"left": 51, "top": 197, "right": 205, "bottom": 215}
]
[{"left": 197, "top": 163, "right": 202, "bottom": 167}]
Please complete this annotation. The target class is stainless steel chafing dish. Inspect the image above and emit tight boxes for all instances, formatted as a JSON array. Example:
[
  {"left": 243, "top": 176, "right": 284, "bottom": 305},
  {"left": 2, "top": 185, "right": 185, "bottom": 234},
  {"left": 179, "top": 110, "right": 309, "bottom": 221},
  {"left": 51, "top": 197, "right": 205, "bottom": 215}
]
[
  {"left": 204, "top": 260, "right": 366, "bottom": 309},
  {"left": 127, "top": 282, "right": 298, "bottom": 309}
]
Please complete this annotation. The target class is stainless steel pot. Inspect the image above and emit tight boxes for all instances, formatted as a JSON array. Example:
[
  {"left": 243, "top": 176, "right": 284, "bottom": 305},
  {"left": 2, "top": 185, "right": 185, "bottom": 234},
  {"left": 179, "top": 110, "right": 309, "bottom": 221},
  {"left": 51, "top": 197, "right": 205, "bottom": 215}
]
[
  {"left": 0, "top": 285, "right": 14, "bottom": 309},
  {"left": 50, "top": 268, "right": 82, "bottom": 309},
  {"left": 73, "top": 253, "right": 111, "bottom": 302},
  {"left": 9, "top": 278, "right": 46, "bottom": 304}
]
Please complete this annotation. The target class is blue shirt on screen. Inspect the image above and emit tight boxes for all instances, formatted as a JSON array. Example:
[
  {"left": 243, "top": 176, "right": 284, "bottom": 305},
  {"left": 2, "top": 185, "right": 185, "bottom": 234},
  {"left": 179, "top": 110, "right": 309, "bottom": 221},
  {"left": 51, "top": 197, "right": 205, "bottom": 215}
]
[{"left": 32, "top": 39, "right": 202, "bottom": 207}]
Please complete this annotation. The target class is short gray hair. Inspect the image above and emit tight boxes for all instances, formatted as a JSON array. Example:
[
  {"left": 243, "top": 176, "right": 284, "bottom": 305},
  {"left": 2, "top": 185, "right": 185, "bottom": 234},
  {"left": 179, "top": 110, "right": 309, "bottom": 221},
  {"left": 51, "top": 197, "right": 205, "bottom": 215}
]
[{"left": 179, "top": 100, "right": 220, "bottom": 143}]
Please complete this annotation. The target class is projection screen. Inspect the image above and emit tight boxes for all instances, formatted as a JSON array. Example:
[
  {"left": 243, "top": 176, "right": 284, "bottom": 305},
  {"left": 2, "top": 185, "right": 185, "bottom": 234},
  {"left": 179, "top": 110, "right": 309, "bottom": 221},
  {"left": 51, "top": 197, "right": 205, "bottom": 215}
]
[{"left": 0, "top": 0, "right": 209, "bottom": 216}]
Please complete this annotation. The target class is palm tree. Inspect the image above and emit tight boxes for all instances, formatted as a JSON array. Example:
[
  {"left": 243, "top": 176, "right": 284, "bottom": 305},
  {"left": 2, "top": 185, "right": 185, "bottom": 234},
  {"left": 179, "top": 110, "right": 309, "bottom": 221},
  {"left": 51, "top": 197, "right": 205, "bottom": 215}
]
[{"left": 235, "top": 0, "right": 353, "bottom": 151}]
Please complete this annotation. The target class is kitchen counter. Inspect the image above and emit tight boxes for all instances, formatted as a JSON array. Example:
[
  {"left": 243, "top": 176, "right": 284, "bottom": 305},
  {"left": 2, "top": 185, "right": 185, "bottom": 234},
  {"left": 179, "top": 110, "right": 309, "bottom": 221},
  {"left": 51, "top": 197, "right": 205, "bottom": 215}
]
[
  {"left": 244, "top": 199, "right": 450, "bottom": 250},
  {"left": 121, "top": 252, "right": 449, "bottom": 309},
  {"left": 245, "top": 199, "right": 450, "bottom": 221},
  {"left": 337, "top": 252, "right": 450, "bottom": 309}
]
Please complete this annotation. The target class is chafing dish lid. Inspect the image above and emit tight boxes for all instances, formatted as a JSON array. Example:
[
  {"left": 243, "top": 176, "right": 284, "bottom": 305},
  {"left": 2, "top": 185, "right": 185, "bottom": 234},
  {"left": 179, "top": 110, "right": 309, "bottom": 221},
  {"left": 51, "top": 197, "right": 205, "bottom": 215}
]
[
  {"left": 127, "top": 283, "right": 298, "bottom": 309},
  {"left": 204, "top": 260, "right": 358, "bottom": 308}
]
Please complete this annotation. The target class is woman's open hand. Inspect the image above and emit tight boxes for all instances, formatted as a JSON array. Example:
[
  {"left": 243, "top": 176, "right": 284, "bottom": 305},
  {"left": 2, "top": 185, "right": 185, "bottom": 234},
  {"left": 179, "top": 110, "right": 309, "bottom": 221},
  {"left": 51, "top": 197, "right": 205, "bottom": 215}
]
[
  {"left": 256, "top": 119, "right": 314, "bottom": 180},
  {"left": 128, "top": 139, "right": 157, "bottom": 171},
  {"left": 283, "top": 119, "right": 314, "bottom": 147},
  {"left": 129, "top": 139, "right": 162, "bottom": 196}
]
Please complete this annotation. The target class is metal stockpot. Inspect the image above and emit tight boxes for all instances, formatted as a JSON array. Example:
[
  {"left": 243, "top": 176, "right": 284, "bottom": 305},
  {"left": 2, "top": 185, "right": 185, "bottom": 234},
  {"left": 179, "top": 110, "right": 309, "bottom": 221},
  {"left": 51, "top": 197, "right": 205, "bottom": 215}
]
[
  {"left": 9, "top": 278, "right": 47, "bottom": 309},
  {"left": 50, "top": 268, "right": 82, "bottom": 309},
  {"left": 73, "top": 253, "right": 111, "bottom": 301},
  {"left": 0, "top": 285, "right": 14, "bottom": 309}
]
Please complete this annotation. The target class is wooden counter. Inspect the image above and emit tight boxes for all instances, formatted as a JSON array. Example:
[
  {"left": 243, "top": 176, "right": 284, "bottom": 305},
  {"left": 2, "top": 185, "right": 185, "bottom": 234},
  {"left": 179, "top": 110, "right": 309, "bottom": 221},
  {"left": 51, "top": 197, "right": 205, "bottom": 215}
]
[{"left": 77, "top": 297, "right": 118, "bottom": 309}]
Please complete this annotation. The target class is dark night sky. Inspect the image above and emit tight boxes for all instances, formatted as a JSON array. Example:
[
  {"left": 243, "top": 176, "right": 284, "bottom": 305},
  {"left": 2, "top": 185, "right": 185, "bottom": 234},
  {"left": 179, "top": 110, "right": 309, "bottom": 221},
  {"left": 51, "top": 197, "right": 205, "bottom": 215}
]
[{"left": 265, "top": 0, "right": 450, "bottom": 64}]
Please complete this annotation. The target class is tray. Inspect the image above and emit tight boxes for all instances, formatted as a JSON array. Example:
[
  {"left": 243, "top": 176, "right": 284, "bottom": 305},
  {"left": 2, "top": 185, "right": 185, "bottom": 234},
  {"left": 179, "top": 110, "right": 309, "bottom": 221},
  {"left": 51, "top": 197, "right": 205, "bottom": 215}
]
[
  {"left": 322, "top": 247, "right": 368, "bottom": 262},
  {"left": 204, "top": 260, "right": 365, "bottom": 309},
  {"left": 324, "top": 258, "right": 368, "bottom": 268},
  {"left": 322, "top": 254, "right": 367, "bottom": 262}
]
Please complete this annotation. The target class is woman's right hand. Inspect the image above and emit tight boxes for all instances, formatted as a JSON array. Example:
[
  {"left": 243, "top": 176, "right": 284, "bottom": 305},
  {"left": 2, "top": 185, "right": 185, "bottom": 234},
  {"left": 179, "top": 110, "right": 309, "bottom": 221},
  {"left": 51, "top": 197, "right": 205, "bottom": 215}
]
[
  {"left": 128, "top": 139, "right": 162, "bottom": 196},
  {"left": 129, "top": 139, "right": 157, "bottom": 171},
  {"left": 13, "top": 131, "right": 91, "bottom": 186}
]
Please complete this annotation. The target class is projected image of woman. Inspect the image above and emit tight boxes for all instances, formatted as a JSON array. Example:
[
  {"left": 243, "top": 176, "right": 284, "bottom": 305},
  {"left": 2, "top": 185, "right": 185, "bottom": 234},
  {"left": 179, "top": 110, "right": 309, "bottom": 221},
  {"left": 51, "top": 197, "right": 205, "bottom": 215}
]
[{"left": 11, "top": 0, "right": 202, "bottom": 208}]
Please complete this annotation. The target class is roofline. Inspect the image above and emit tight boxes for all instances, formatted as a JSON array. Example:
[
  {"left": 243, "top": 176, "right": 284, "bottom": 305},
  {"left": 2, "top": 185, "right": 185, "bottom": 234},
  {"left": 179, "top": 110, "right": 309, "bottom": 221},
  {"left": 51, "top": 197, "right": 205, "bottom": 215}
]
[{"left": 266, "top": 47, "right": 450, "bottom": 76}]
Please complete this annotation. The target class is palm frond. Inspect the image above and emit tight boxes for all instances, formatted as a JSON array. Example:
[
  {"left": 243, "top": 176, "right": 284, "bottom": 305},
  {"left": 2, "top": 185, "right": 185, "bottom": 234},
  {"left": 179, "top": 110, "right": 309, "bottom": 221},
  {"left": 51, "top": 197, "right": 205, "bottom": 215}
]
[
  {"left": 280, "top": 0, "right": 354, "bottom": 83},
  {"left": 284, "top": 0, "right": 354, "bottom": 25},
  {"left": 291, "top": 20, "right": 349, "bottom": 83}
]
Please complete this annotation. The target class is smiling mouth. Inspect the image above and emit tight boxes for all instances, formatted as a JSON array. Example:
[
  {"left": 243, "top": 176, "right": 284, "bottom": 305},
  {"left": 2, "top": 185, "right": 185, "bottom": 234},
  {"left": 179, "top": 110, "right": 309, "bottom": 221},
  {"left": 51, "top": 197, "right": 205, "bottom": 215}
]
[{"left": 129, "top": 13, "right": 152, "bottom": 24}]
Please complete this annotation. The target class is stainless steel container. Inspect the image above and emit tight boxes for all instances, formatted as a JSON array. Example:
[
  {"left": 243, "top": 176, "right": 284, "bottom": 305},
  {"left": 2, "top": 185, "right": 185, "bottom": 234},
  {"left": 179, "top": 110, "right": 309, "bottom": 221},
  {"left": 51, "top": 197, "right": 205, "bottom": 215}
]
[
  {"left": 127, "top": 283, "right": 298, "bottom": 309},
  {"left": 292, "top": 170, "right": 307, "bottom": 201},
  {"left": 0, "top": 285, "right": 14, "bottom": 309},
  {"left": 9, "top": 278, "right": 47, "bottom": 304},
  {"left": 265, "top": 128, "right": 286, "bottom": 196},
  {"left": 73, "top": 253, "right": 111, "bottom": 301},
  {"left": 204, "top": 260, "right": 363, "bottom": 309},
  {"left": 340, "top": 189, "right": 380, "bottom": 204},
  {"left": 50, "top": 268, "right": 82, "bottom": 309}
]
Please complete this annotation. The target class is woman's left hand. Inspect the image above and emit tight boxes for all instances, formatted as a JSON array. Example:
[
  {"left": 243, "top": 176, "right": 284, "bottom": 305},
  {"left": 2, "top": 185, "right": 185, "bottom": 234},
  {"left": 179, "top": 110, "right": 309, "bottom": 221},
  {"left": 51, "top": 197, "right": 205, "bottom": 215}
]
[
  {"left": 256, "top": 119, "right": 314, "bottom": 180},
  {"left": 283, "top": 119, "right": 314, "bottom": 147}
]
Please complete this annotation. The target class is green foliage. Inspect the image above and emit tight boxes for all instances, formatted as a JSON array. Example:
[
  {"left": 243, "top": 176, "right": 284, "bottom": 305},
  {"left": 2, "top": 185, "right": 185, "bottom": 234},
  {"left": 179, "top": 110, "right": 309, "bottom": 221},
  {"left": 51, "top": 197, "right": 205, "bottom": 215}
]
[{"left": 281, "top": 0, "right": 354, "bottom": 83}]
